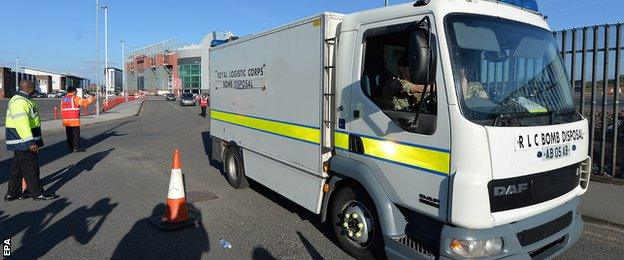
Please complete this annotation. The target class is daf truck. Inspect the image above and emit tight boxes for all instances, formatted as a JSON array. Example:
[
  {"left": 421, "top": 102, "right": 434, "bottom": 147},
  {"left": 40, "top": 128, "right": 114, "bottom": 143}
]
[{"left": 207, "top": 0, "right": 591, "bottom": 258}]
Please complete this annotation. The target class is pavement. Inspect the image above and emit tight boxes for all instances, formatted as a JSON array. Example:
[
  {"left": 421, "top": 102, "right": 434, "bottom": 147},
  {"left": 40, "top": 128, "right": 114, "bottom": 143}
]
[
  {"left": 578, "top": 181, "right": 624, "bottom": 228},
  {"left": 0, "top": 99, "right": 622, "bottom": 259}
]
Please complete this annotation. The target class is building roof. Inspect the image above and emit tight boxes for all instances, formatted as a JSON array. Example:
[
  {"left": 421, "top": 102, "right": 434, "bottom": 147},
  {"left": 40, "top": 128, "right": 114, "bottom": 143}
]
[{"left": 22, "top": 66, "right": 88, "bottom": 80}]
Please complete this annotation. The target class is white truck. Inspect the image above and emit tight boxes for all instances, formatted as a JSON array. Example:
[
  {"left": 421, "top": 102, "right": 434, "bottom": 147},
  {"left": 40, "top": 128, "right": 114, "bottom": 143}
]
[{"left": 207, "top": 0, "right": 590, "bottom": 258}]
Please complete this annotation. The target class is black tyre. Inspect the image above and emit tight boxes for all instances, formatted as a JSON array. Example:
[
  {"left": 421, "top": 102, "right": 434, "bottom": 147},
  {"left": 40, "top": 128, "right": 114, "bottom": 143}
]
[
  {"left": 330, "top": 185, "right": 385, "bottom": 259},
  {"left": 223, "top": 146, "right": 249, "bottom": 189}
]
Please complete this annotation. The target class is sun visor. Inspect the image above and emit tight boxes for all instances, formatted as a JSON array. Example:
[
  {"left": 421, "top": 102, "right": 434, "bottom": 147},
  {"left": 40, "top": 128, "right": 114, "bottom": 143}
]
[{"left": 453, "top": 22, "right": 501, "bottom": 52}]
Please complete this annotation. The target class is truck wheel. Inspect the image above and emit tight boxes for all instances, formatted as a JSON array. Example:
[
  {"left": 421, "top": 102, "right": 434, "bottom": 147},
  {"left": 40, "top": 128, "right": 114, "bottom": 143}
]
[
  {"left": 224, "top": 147, "right": 249, "bottom": 189},
  {"left": 330, "top": 185, "right": 385, "bottom": 259}
]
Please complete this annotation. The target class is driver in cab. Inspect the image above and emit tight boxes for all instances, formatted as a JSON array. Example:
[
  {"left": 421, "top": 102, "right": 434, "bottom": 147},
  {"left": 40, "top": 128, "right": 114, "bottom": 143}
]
[
  {"left": 382, "top": 57, "right": 425, "bottom": 111},
  {"left": 460, "top": 62, "right": 489, "bottom": 100}
]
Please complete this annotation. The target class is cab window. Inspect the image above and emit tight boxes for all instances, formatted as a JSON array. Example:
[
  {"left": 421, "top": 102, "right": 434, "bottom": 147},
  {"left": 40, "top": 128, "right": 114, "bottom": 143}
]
[{"left": 361, "top": 22, "right": 437, "bottom": 135}]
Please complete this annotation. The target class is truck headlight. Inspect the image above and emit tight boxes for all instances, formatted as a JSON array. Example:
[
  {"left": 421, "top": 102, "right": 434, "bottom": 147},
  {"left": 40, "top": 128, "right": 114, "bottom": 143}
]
[{"left": 450, "top": 237, "right": 503, "bottom": 257}]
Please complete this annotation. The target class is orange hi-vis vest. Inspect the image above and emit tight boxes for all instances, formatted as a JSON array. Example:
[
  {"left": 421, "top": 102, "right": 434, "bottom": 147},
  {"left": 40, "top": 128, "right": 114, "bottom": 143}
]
[
  {"left": 61, "top": 93, "right": 93, "bottom": 127},
  {"left": 200, "top": 97, "right": 208, "bottom": 107}
]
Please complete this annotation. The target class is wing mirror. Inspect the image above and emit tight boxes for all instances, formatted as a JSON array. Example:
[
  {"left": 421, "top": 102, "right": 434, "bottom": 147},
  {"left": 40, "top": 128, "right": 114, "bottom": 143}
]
[{"left": 408, "top": 30, "right": 437, "bottom": 85}]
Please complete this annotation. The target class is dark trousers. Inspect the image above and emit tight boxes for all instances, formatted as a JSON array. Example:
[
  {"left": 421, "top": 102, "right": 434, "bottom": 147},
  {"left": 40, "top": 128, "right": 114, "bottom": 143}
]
[
  {"left": 66, "top": 126, "right": 80, "bottom": 150},
  {"left": 200, "top": 106, "right": 207, "bottom": 117},
  {"left": 7, "top": 150, "right": 44, "bottom": 197}
]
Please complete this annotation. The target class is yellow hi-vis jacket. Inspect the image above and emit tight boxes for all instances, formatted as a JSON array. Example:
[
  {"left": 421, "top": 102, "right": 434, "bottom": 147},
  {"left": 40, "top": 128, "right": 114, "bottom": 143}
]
[{"left": 5, "top": 91, "right": 43, "bottom": 151}]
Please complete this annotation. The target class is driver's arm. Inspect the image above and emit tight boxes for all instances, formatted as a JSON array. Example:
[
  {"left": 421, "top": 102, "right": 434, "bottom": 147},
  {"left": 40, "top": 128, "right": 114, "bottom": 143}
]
[
  {"left": 408, "top": 84, "right": 425, "bottom": 94},
  {"left": 397, "top": 79, "right": 424, "bottom": 95}
]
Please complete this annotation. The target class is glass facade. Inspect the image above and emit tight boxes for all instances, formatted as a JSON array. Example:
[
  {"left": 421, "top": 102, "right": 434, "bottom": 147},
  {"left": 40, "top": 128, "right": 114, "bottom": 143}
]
[{"left": 179, "top": 63, "right": 201, "bottom": 89}]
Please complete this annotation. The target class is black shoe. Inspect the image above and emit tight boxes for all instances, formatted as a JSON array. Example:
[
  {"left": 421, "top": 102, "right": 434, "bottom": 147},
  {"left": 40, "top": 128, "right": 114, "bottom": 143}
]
[
  {"left": 4, "top": 194, "right": 20, "bottom": 202},
  {"left": 73, "top": 148, "right": 86, "bottom": 153},
  {"left": 32, "top": 194, "right": 60, "bottom": 201},
  {"left": 19, "top": 192, "right": 32, "bottom": 200}
]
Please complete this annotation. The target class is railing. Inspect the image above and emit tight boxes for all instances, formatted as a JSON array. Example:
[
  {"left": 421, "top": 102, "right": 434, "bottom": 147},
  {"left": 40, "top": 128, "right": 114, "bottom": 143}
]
[
  {"left": 53, "top": 95, "right": 145, "bottom": 119},
  {"left": 555, "top": 23, "right": 623, "bottom": 179}
]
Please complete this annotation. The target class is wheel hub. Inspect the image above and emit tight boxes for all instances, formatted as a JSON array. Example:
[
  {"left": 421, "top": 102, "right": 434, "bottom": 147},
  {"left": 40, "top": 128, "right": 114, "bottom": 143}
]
[
  {"left": 340, "top": 202, "right": 373, "bottom": 244},
  {"left": 227, "top": 155, "right": 237, "bottom": 180}
]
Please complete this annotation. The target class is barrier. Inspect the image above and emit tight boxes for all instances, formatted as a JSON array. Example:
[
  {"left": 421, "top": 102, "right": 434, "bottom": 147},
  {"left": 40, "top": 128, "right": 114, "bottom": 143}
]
[{"left": 555, "top": 23, "right": 623, "bottom": 178}]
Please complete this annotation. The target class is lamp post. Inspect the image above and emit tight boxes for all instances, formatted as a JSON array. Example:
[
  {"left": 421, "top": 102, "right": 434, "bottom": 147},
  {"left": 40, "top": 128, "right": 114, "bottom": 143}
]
[
  {"left": 102, "top": 5, "right": 109, "bottom": 101},
  {"left": 95, "top": 0, "right": 100, "bottom": 116},
  {"left": 121, "top": 40, "right": 127, "bottom": 102},
  {"left": 15, "top": 57, "right": 19, "bottom": 91}
]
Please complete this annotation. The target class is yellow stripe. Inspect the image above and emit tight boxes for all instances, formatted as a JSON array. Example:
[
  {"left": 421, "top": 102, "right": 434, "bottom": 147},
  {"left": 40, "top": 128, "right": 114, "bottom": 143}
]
[
  {"left": 334, "top": 132, "right": 349, "bottom": 150},
  {"left": 360, "top": 137, "right": 450, "bottom": 174},
  {"left": 211, "top": 110, "right": 449, "bottom": 174},
  {"left": 211, "top": 110, "right": 320, "bottom": 144}
]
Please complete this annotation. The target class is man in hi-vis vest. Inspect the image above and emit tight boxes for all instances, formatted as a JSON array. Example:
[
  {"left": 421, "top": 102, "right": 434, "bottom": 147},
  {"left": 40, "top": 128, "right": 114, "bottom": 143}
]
[
  {"left": 199, "top": 94, "right": 209, "bottom": 117},
  {"left": 5, "top": 80, "right": 58, "bottom": 201},
  {"left": 61, "top": 86, "right": 94, "bottom": 152}
]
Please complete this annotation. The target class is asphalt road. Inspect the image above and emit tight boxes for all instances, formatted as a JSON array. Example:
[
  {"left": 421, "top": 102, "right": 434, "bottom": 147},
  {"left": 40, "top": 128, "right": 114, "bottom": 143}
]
[
  {"left": 0, "top": 100, "right": 350, "bottom": 259},
  {"left": 0, "top": 100, "right": 622, "bottom": 259}
]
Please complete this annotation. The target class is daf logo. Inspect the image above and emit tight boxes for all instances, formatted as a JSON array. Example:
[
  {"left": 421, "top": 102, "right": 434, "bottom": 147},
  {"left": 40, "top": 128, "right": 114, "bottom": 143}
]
[{"left": 493, "top": 183, "right": 529, "bottom": 196}]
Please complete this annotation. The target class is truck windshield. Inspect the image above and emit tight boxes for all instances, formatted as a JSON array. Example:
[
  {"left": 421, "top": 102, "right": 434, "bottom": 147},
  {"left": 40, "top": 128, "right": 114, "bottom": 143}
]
[{"left": 445, "top": 14, "right": 581, "bottom": 126}]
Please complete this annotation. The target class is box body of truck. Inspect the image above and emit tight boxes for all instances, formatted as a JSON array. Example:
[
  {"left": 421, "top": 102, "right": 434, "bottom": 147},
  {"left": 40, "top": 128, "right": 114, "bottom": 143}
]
[
  {"left": 209, "top": 13, "right": 342, "bottom": 212},
  {"left": 208, "top": 1, "right": 589, "bottom": 259}
]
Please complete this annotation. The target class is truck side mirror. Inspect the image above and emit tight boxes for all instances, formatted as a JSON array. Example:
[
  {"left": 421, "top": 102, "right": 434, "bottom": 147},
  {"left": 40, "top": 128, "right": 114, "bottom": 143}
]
[{"left": 408, "top": 30, "right": 437, "bottom": 85}]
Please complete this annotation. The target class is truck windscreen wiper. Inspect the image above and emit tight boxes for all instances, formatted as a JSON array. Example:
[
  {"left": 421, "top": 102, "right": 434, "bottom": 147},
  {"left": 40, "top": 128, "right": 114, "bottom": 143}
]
[
  {"left": 493, "top": 110, "right": 550, "bottom": 126},
  {"left": 549, "top": 107, "right": 580, "bottom": 124}
]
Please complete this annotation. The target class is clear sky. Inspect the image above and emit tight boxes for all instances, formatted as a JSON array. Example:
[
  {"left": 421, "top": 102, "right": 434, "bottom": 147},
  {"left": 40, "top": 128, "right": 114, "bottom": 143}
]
[{"left": 0, "top": 0, "right": 622, "bottom": 82}]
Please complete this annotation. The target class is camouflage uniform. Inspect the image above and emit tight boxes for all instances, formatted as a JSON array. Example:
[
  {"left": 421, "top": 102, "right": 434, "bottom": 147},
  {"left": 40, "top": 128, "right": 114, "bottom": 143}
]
[
  {"left": 463, "top": 82, "right": 489, "bottom": 99},
  {"left": 383, "top": 78, "right": 421, "bottom": 111}
]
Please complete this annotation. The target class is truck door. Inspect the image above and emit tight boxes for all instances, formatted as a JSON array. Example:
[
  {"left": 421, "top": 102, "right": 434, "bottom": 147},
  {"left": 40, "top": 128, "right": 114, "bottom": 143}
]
[{"left": 345, "top": 16, "right": 452, "bottom": 218}]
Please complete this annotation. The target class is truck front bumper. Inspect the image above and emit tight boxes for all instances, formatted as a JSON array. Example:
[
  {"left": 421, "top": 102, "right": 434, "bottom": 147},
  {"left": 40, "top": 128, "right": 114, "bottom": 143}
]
[{"left": 385, "top": 197, "right": 583, "bottom": 259}]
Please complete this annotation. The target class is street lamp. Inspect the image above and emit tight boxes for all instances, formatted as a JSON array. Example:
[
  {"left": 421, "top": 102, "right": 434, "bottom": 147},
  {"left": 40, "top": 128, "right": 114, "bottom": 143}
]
[
  {"left": 102, "top": 5, "right": 109, "bottom": 101},
  {"left": 15, "top": 57, "right": 19, "bottom": 91},
  {"left": 95, "top": 0, "right": 100, "bottom": 116},
  {"left": 121, "top": 40, "right": 127, "bottom": 102}
]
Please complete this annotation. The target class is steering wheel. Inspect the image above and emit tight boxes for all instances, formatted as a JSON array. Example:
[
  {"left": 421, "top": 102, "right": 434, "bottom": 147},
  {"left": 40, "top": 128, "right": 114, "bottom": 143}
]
[{"left": 419, "top": 93, "right": 437, "bottom": 114}]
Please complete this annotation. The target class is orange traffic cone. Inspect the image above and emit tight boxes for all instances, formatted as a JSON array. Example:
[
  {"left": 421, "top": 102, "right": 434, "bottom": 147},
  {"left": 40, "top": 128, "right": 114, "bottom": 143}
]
[{"left": 150, "top": 149, "right": 196, "bottom": 230}]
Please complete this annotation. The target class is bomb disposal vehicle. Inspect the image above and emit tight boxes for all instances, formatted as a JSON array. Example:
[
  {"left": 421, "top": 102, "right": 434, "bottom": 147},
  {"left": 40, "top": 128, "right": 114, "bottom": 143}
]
[{"left": 207, "top": 0, "right": 590, "bottom": 258}]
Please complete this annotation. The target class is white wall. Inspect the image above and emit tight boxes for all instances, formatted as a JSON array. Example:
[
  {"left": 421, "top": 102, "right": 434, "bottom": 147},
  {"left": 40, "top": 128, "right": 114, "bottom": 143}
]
[
  {"left": 23, "top": 68, "right": 63, "bottom": 91},
  {"left": 201, "top": 35, "right": 211, "bottom": 93}
]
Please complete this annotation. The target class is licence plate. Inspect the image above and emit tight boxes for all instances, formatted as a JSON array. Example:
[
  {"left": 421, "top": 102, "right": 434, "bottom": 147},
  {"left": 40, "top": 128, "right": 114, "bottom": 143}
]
[{"left": 541, "top": 144, "right": 571, "bottom": 161}]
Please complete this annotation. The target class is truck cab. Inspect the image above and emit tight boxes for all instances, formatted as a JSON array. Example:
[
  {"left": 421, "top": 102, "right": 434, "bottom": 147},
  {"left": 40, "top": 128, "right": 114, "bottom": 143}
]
[{"left": 328, "top": 0, "right": 589, "bottom": 258}]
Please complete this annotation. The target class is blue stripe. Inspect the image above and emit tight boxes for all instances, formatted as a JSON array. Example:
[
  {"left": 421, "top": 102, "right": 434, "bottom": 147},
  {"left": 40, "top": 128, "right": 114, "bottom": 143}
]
[
  {"left": 334, "top": 130, "right": 450, "bottom": 153},
  {"left": 210, "top": 109, "right": 319, "bottom": 130},
  {"left": 335, "top": 147, "right": 448, "bottom": 177},
  {"left": 212, "top": 118, "right": 319, "bottom": 146},
  {"left": 5, "top": 128, "right": 23, "bottom": 141}
]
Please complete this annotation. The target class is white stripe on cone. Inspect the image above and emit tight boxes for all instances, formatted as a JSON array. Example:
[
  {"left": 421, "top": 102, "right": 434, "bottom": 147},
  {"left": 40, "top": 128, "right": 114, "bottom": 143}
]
[{"left": 167, "top": 169, "right": 185, "bottom": 199}]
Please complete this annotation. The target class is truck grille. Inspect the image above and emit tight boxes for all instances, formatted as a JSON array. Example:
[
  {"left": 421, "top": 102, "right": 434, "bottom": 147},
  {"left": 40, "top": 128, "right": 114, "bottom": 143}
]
[
  {"left": 488, "top": 164, "right": 580, "bottom": 212},
  {"left": 517, "top": 212, "right": 572, "bottom": 246}
]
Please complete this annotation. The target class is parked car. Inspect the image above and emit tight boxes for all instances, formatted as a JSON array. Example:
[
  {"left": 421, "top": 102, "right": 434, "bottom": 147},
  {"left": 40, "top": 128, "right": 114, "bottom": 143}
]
[
  {"left": 32, "top": 91, "right": 47, "bottom": 98},
  {"left": 166, "top": 94, "right": 176, "bottom": 101},
  {"left": 179, "top": 93, "right": 196, "bottom": 106},
  {"left": 47, "top": 92, "right": 58, "bottom": 98}
]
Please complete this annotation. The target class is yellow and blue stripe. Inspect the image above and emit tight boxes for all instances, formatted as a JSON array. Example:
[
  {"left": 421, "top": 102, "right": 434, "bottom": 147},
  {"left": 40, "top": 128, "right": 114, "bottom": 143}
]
[
  {"left": 210, "top": 109, "right": 450, "bottom": 177},
  {"left": 210, "top": 109, "right": 320, "bottom": 145},
  {"left": 335, "top": 131, "right": 450, "bottom": 177}
]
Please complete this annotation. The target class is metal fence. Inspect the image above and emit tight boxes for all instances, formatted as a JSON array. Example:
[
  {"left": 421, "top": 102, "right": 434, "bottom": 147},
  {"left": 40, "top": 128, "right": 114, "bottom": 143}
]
[{"left": 554, "top": 23, "right": 623, "bottom": 179}]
